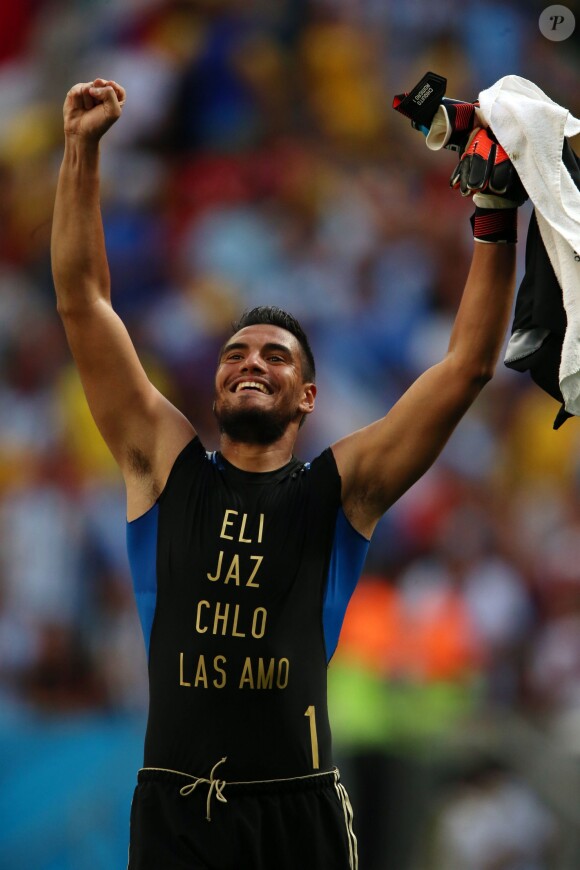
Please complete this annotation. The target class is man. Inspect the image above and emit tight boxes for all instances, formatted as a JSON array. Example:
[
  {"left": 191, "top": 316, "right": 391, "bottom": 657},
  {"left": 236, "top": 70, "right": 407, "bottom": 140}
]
[{"left": 52, "top": 78, "right": 521, "bottom": 870}]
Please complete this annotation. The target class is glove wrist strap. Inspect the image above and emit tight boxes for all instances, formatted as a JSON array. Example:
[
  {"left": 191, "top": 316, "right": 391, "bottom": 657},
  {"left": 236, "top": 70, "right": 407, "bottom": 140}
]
[{"left": 470, "top": 206, "right": 518, "bottom": 244}]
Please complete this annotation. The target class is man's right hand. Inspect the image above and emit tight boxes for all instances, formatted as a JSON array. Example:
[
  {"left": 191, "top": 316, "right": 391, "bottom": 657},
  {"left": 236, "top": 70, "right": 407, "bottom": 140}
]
[
  {"left": 63, "top": 78, "right": 126, "bottom": 141},
  {"left": 450, "top": 127, "right": 528, "bottom": 208}
]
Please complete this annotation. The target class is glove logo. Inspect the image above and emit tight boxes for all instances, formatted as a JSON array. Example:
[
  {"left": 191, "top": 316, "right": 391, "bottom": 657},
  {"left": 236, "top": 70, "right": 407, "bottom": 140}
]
[{"left": 413, "top": 84, "right": 434, "bottom": 107}]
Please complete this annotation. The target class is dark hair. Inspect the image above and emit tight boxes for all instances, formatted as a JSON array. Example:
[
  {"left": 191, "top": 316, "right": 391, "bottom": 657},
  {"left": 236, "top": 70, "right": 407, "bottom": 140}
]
[{"left": 232, "top": 306, "right": 316, "bottom": 382}]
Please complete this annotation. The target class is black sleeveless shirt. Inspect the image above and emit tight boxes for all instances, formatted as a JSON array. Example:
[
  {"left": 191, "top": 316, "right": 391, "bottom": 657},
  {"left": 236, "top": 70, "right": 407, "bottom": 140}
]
[{"left": 127, "top": 437, "right": 368, "bottom": 781}]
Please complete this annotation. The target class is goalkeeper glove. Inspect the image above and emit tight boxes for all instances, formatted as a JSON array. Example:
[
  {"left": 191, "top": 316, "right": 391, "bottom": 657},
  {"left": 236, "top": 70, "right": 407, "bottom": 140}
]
[
  {"left": 449, "top": 127, "right": 528, "bottom": 208},
  {"left": 392, "top": 71, "right": 481, "bottom": 152},
  {"left": 450, "top": 128, "right": 527, "bottom": 244}
]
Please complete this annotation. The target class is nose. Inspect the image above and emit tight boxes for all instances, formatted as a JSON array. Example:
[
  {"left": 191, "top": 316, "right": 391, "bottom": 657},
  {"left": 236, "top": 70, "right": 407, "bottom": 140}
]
[{"left": 240, "top": 350, "right": 266, "bottom": 373}]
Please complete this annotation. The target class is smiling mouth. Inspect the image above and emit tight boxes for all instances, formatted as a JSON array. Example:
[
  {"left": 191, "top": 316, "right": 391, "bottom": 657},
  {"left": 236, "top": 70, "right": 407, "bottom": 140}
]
[{"left": 233, "top": 381, "right": 272, "bottom": 394}]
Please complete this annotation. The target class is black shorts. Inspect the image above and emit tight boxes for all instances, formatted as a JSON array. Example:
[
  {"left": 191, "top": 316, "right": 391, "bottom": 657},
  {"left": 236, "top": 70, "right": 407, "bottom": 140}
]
[{"left": 128, "top": 766, "right": 358, "bottom": 870}]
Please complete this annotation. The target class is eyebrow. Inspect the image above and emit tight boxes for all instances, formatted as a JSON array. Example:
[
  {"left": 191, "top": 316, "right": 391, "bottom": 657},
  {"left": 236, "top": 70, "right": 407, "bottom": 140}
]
[{"left": 220, "top": 341, "right": 293, "bottom": 358}]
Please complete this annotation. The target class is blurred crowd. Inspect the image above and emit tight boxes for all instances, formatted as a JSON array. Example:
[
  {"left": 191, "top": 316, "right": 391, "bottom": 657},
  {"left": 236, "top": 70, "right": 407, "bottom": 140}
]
[{"left": 1, "top": 0, "right": 580, "bottom": 867}]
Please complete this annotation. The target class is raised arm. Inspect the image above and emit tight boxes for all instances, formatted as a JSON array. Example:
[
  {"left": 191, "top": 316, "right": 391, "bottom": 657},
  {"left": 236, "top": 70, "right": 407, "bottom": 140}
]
[
  {"left": 333, "top": 146, "right": 527, "bottom": 537},
  {"left": 52, "top": 79, "right": 195, "bottom": 520},
  {"left": 332, "top": 227, "right": 517, "bottom": 539}
]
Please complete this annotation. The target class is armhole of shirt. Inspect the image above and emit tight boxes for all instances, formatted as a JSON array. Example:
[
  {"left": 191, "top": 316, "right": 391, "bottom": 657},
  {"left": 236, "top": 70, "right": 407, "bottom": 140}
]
[
  {"left": 155, "top": 436, "right": 204, "bottom": 507},
  {"left": 322, "top": 508, "right": 370, "bottom": 664},
  {"left": 126, "top": 501, "right": 159, "bottom": 659}
]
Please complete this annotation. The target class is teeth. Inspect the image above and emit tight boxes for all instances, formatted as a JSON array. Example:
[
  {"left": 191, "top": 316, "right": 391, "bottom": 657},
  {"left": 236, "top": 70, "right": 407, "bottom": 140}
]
[{"left": 236, "top": 381, "right": 269, "bottom": 394}]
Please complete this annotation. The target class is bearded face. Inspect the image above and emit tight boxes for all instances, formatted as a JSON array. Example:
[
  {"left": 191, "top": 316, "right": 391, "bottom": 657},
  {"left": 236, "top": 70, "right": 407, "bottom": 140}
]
[
  {"left": 213, "top": 324, "right": 316, "bottom": 447},
  {"left": 213, "top": 400, "right": 302, "bottom": 446}
]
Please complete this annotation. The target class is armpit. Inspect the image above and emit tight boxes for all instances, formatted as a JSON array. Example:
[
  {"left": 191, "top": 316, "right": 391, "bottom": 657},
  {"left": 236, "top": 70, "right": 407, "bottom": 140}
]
[{"left": 126, "top": 445, "right": 152, "bottom": 476}]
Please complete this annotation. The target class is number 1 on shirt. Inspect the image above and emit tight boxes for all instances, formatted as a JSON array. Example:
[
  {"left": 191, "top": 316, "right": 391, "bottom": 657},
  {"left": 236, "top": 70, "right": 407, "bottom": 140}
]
[{"left": 304, "top": 705, "right": 319, "bottom": 769}]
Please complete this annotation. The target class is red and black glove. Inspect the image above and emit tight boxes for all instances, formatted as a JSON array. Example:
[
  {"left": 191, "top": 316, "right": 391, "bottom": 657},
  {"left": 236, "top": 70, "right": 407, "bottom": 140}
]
[
  {"left": 450, "top": 127, "right": 528, "bottom": 244},
  {"left": 392, "top": 71, "right": 447, "bottom": 128},
  {"left": 392, "top": 73, "right": 528, "bottom": 244},
  {"left": 392, "top": 71, "right": 479, "bottom": 153},
  {"left": 431, "top": 98, "right": 480, "bottom": 152},
  {"left": 449, "top": 128, "right": 527, "bottom": 204}
]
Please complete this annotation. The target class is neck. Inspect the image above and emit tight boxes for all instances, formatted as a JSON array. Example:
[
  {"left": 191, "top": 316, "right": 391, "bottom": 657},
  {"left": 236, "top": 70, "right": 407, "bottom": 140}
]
[{"left": 219, "top": 435, "right": 296, "bottom": 472}]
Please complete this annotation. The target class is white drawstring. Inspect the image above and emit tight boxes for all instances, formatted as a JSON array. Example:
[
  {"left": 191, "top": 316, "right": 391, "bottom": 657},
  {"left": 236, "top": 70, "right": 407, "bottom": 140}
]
[
  {"left": 140, "top": 761, "right": 353, "bottom": 846},
  {"left": 178, "top": 757, "right": 228, "bottom": 821}
]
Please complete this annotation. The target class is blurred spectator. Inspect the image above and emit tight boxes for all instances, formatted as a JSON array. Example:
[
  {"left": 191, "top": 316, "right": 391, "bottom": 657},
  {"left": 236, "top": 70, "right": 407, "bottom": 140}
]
[
  {"left": 421, "top": 759, "right": 557, "bottom": 870},
  {"left": 20, "top": 622, "right": 106, "bottom": 713}
]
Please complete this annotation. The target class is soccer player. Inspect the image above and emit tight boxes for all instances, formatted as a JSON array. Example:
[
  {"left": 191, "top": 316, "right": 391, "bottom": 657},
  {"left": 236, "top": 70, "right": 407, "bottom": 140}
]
[{"left": 51, "top": 79, "right": 521, "bottom": 870}]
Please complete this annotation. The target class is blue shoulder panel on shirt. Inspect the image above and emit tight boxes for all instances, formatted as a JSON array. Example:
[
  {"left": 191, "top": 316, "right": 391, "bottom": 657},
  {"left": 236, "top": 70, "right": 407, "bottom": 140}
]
[
  {"left": 126, "top": 503, "right": 159, "bottom": 660},
  {"left": 323, "top": 507, "right": 369, "bottom": 663}
]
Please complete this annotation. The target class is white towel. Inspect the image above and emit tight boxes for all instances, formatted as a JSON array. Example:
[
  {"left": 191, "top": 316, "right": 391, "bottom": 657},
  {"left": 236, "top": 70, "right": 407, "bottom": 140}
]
[{"left": 476, "top": 76, "right": 580, "bottom": 414}]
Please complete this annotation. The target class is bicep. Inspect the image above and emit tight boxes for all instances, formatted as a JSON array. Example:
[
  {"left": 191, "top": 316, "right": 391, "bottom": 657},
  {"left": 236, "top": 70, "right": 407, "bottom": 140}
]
[
  {"left": 333, "top": 358, "right": 480, "bottom": 533},
  {"left": 60, "top": 298, "right": 195, "bottom": 474}
]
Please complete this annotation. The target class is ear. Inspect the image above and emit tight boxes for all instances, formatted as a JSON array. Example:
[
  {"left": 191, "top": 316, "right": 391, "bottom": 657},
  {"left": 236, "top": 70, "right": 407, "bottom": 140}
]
[{"left": 299, "top": 382, "right": 316, "bottom": 416}]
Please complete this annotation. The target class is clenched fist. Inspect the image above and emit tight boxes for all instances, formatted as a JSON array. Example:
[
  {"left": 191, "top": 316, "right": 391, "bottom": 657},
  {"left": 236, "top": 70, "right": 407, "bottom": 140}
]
[{"left": 63, "top": 78, "right": 126, "bottom": 141}]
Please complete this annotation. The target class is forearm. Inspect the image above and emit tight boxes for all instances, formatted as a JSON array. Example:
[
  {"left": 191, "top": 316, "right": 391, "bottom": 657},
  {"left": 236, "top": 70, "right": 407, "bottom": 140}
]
[
  {"left": 447, "top": 241, "right": 517, "bottom": 383},
  {"left": 51, "top": 136, "right": 111, "bottom": 315}
]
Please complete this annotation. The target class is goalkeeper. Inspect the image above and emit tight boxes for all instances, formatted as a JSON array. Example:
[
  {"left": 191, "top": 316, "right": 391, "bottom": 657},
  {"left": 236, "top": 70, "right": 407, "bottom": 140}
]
[{"left": 51, "top": 75, "right": 526, "bottom": 870}]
